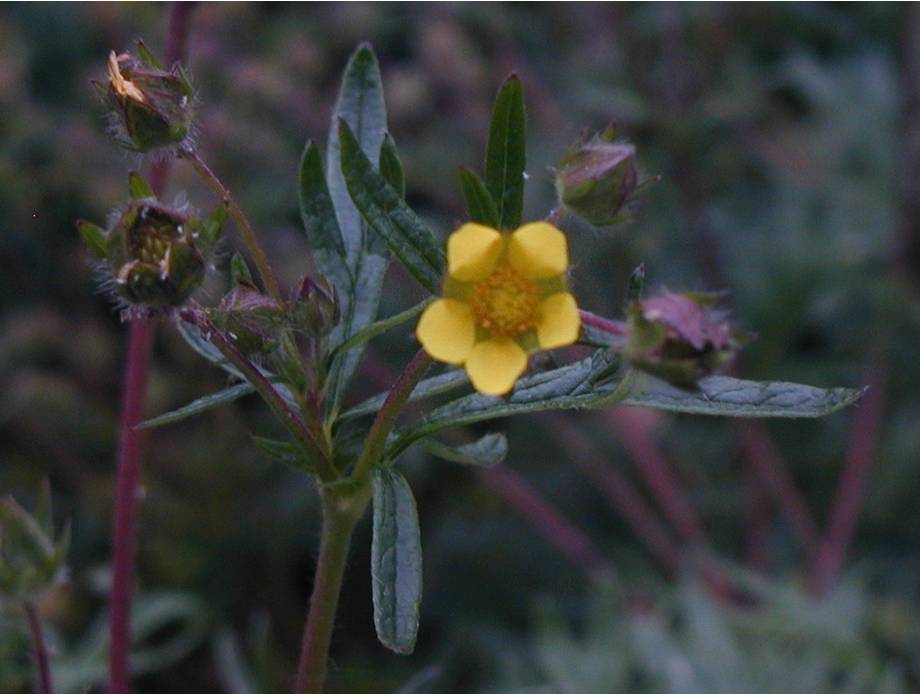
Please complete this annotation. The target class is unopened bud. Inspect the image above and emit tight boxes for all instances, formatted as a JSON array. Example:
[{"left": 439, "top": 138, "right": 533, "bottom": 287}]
[
  {"left": 556, "top": 127, "right": 642, "bottom": 226},
  {"left": 96, "top": 41, "right": 194, "bottom": 153},
  {"left": 77, "top": 174, "right": 225, "bottom": 311},
  {"left": 214, "top": 285, "right": 287, "bottom": 355},
  {"left": 292, "top": 275, "right": 339, "bottom": 336},
  {"left": 625, "top": 292, "right": 739, "bottom": 387}
]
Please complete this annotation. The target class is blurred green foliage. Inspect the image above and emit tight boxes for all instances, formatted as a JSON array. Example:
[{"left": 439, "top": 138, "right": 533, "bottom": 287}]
[{"left": 1, "top": 3, "right": 919, "bottom": 691}]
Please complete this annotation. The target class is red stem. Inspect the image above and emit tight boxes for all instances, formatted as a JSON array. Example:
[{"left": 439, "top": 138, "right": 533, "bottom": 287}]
[
  {"left": 108, "top": 5, "right": 195, "bottom": 691},
  {"left": 108, "top": 319, "right": 154, "bottom": 693},
  {"left": 811, "top": 361, "right": 887, "bottom": 595},
  {"left": 579, "top": 310, "right": 628, "bottom": 336},
  {"left": 549, "top": 416, "right": 681, "bottom": 573},
  {"left": 739, "top": 422, "right": 820, "bottom": 555},
  {"left": 607, "top": 409, "right": 707, "bottom": 543},
  {"left": 479, "top": 465, "right": 614, "bottom": 582},
  {"left": 25, "top": 603, "right": 52, "bottom": 693}
]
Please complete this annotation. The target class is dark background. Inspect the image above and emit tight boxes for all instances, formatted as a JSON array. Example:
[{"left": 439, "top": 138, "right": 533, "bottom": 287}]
[{"left": 1, "top": 2, "right": 919, "bottom": 692}]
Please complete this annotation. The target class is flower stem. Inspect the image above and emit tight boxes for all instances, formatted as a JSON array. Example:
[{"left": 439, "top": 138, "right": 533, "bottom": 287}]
[
  {"left": 24, "top": 602, "right": 52, "bottom": 693},
  {"left": 351, "top": 349, "right": 432, "bottom": 484},
  {"left": 108, "top": 8, "right": 194, "bottom": 690},
  {"left": 178, "top": 147, "right": 283, "bottom": 303},
  {"left": 294, "top": 490, "right": 364, "bottom": 693},
  {"left": 294, "top": 349, "right": 432, "bottom": 692},
  {"left": 179, "top": 306, "right": 336, "bottom": 480},
  {"left": 108, "top": 317, "right": 154, "bottom": 693}
]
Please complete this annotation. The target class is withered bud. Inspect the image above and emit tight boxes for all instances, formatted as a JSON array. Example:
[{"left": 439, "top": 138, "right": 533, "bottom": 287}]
[
  {"left": 291, "top": 275, "right": 339, "bottom": 336},
  {"left": 214, "top": 285, "right": 287, "bottom": 355},
  {"left": 625, "top": 292, "right": 741, "bottom": 387},
  {"left": 96, "top": 41, "right": 194, "bottom": 153},
  {"left": 556, "top": 126, "right": 643, "bottom": 226}
]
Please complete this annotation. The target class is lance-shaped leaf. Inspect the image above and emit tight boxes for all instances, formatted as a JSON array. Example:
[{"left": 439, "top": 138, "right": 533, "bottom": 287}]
[
  {"left": 140, "top": 382, "right": 256, "bottom": 429},
  {"left": 485, "top": 75, "right": 526, "bottom": 230},
  {"left": 339, "top": 119, "right": 446, "bottom": 294},
  {"left": 388, "top": 355, "right": 863, "bottom": 459},
  {"left": 230, "top": 252, "right": 254, "bottom": 286},
  {"left": 420, "top": 432, "right": 507, "bottom": 467},
  {"left": 323, "top": 43, "right": 391, "bottom": 415},
  {"left": 379, "top": 134, "right": 405, "bottom": 198},
  {"left": 372, "top": 467, "right": 423, "bottom": 654},
  {"left": 458, "top": 167, "right": 499, "bottom": 228},
  {"left": 128, "top": 170, "right": 155, "bottom": 199},
  {"left": 76, "top": 220, "right": 107, "bottom": 260},
  {"left": 299, "top": 140, "right": 352, "bottom": 299},
  {"left": 251, "top": 435, "right": 314, "bottom": 474}
]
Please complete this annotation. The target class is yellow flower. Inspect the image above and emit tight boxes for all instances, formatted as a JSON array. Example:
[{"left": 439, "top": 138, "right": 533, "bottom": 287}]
[
  {"left": 107, "top": 51, "right": 146, "bottom": 103},
  {"left": 416, "top": 222, "right": 580, "bottom": 395}
]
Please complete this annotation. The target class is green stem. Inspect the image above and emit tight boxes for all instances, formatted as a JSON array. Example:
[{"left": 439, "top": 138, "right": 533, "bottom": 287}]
[
  {"left": 25, "top": 602, "right": 52, "bottom": 693},
  {"left": 352, "top": 349, "right": 432, "bottom": 483},
  {"left": 294, "top": 489, "right": 366, "bottom": 693},
  {"left": 178, "top": 146, "right": 284, "bottom": 303}
]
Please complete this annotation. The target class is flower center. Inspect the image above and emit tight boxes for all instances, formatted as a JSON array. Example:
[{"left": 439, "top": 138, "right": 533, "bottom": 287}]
[{"left": 470, "top": 266, "right": 540, "bottom": 336}]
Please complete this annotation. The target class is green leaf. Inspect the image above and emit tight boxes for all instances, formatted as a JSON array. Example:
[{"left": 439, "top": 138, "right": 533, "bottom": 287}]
[
  {"left": 372, "top": 467, "right": 423, "bottom": 654},
  {"left": 379, "top": 134, "right": 405, "bottom": 198},
  {"left": 627, "top": 262, "right": 646, "bottom": 302},
  {"left": 230, "top": 252, "right": 254, "bottom": 286},
  {"left": 140, "top": 382, "right": 256, "bottom": 429},
  {"left": 136, "top": 39, "right": 164, "bottom": 70},
  {"left": 251, "top": 435, "right": 313, "bottom": 474},
  {"left": 299, "top": 139, "right": 351, "bottom": 295},
  {"left": 324, "top": 43, "right": 391, "bottom": 416},
  {"left": 420, "top": 432, "right": 507, "bottom": 466},
  {"left": 458, "top": 167, "right": 499, "bottom": 228},
  {"left": 621, "top": 374, "right": 866, "bottom": 418},
  {"left": 76, "top": 220, "right": 107, "bottom": 260},
  {"left": 485, "top": 75, "right": 527, "bottom": 230},
  {"left": 328, "top": 298, "right": 431, "bottom": 364},
  {"left": 339, "top": 119, "right": 446, "bottom": 294},
  {"left": 388, "top": 354, "right": 862, "bottom": 459},
  {"left": 128, "top": 171, "right": 155, "bottom": 199},
  {"left": 340, "top": 368, "right": 469, "bottom": 421}
]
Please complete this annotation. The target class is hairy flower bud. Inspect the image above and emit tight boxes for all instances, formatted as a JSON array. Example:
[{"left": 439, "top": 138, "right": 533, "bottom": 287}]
[
  {"left": 95, "top": 40, "right": 194, "bottom": 153},
  {"left": 214, "top": 285, "right": 287, "bottom": 355},
  {"left": 625, "top": 292, "right": 739, "bottom": 387},
  {"left": 77, "top": 173, "right": 225, "bottom": 312},
  {"left": 556, "top": 126, "right": 643, "bottom": 226},
  {"left": 291, "top": 275, "right": 340, "bottom": 336}
]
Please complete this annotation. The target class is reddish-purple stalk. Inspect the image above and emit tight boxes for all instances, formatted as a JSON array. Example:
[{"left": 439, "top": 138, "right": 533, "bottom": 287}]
[
  {"left": 548, "top": 416, "right": 681, "bottom": 573},
  {"left": 479, "top": 465, "right": 615, "bottom": 582},
  {"left": 739, "top": 422, "right": 820, "bottom": 555},
  {"left": 811, "top": 360, "right": 888, "bottom": 595},
  {"left": 579, "top": 310, "right": 628, "bottom": 336},
  {"left": 743, "top": 460, "right": 772, "bottom": 572},
  {"left": 108, "top": 4, "right": 195, "bottom": 692},
  {"left": 25, "top": 603, "right": 52, "bottom": 693},
  {"left": 607, "top": 408, "right": 707, "bottom": 543}
]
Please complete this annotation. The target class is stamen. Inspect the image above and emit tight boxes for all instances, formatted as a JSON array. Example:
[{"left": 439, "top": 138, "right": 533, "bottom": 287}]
[{"left": 470, "top": 266, "right": 540, "bottom": 336}]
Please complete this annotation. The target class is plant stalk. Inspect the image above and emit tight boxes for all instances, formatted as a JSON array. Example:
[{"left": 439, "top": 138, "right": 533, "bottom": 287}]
[
  {"left": 25, "top": 603, "right": 52, "bottom": 693},
  {"left": 294, "top": 490, "right": 363, "bottom": 693},
  {"left": 108, "top": 316, "right": 154, "bottom": 693},
  {"left": 178, "top": 147, "right": 283, "bottom": 303},
  {"left": 351, "top": 349, "right": 432, "bottom": 484}
]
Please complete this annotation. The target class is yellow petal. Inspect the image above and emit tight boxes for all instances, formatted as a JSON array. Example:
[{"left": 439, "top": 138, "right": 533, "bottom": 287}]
[
  {"left": 447, "top": 223, "right": 504, "bottom": 282},
  {"left": 464, "top": 338, "right": 528, "bottom": 396},
  {"left": 508, "top": 222, "right": 568, "bottom": 279},
  {"left": 536, "top": 292, "right": 581, "bottom": 349},
  {"left": 416, "top": 299, "right": 476, "bottom": 365}
]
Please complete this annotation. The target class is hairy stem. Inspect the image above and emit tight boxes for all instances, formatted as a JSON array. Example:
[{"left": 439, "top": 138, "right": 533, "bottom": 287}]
[
  {"left": 108, "top": 317, "right": 154, "bottom": 692},
  {"left": 108, "top": 6, "right": 195, "bottom": 690},
  {"left": 25, "top": 603, "right": 52, "bottom": 693},
  {"left": 294, "top": 490, "right": 364, "bottom": 693},
  {"left": 178, "top": 147, "right": 283, "bottom": 302},
  {"left": 351, "top": 349, "right": 433, "bottom": 483},
  {"left": 180, "top": 307, "right": 335, "bottom": 480}
]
